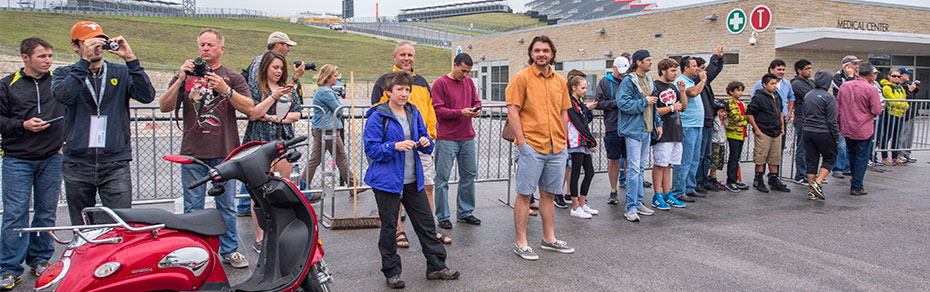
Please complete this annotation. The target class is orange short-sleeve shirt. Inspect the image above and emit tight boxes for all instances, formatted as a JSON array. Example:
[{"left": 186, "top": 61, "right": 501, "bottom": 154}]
[{"left": 505, "top": 65, "right": 571, "bottom": 153}]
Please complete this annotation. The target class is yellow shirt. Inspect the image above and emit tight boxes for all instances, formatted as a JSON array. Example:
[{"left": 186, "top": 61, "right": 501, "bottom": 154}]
[
  {"left": 375, "top": 66, "right": 437, "bottom": 139},
  {"left": 505, "top": 65, "right": 571, "bottom": 153}
]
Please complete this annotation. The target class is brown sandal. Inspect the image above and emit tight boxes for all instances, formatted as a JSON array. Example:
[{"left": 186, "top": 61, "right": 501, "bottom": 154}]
[{"left": 396, "top": 232, "right": 410, "bottom": 248}]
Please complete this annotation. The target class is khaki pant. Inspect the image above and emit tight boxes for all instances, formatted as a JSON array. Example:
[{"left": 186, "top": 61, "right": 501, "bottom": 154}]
[
  {"left": 753, "top": 133, "right": 783, "bottom": 165},
  {"left": 304, "top": 129, "right": 354, "bottom": 185}
]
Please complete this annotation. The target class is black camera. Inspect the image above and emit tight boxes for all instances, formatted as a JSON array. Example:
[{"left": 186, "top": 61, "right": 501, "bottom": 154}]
[
  {"left": 332, "top": 84, "right": 346, "bottom": 98},
  {"left": 102, "top": 40, "right": 119, "bottom": 51},
  {"left": 294, "top": 61, "right": 317, "bottom": 71},
  {"left": 189, "top": 57, "right": 212, "bottom": 77}
]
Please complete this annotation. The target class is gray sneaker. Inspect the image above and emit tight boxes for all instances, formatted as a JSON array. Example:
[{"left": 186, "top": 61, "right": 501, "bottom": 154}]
[
  {"left": 30, "top": 262, "right": 50, "bottom": 276},
  {"left": 539, "top": 239, "right": 575, "bottom": 254},
  {"left": 222, "top": 252, "right": 249, "bottom": 268},
  {"left": 636, "top": 204, "right": 655, "bottom": 216},
  {"left": 624, "top": 210, "right": 640, "bottom": 222},
  {"left": 0, "top": 274, "right": 21, "bottom": 290},
  {"left": 513, "top": 245, "right": 539, "bottom": 261}
]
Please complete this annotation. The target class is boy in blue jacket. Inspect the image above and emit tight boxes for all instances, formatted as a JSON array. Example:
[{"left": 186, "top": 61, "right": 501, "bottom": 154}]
[{"left": 363, "top": 71, "right": 459, "bottom": 289}]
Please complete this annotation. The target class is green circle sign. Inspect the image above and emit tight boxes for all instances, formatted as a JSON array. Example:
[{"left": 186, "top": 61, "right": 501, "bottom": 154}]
[{"left": 727, "top": 8, "right": 747, "bottom": 34}]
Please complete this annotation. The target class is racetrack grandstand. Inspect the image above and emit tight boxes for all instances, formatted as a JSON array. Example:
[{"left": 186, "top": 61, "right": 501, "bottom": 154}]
[
  {"left": 398, "top": 0, "right": 512, "bottom": 22},
  {"left": 526, "top": 0, "right": 656, "bottom": 23}
]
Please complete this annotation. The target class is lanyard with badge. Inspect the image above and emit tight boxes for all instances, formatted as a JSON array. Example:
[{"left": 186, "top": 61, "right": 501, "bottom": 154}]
[{"left": 85, "top": 63, "right": 108, "bottom": 148}]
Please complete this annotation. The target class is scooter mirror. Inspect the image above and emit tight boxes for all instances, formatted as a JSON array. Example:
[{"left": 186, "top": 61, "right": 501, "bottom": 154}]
[{"left": 163, "top": 155, "right": 195, "bottom": 164}]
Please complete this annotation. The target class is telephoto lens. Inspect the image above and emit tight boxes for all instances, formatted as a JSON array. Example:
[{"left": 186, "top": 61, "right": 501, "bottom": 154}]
[
  {"left": 190, "top": 57, "right": 212, "bottom": 77},
  {"left": 294, "top": 61, "right": 317, "bottom": 71}
]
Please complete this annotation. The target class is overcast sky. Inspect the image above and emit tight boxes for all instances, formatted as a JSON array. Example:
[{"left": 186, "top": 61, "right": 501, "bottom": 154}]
[{"left": 195, "top": 0, "right": 930, "bottom": 17}]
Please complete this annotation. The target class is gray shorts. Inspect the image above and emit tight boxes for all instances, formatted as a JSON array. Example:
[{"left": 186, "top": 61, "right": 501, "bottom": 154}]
[{"left": 514, "top": 143, "right": 568, "bottom": 195}]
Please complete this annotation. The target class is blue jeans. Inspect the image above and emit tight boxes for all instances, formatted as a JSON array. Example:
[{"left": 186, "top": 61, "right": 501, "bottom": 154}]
[
  {"left": 182, "top": 158, "right": 238, "bottom": 256},
  {"left": 846, "top": 137, "right": 871, "bottom": 191},
  {"left": 0, "top": 154, "right": 61, "bottom": 276},
  {"left": 696, "top": 126, "right": 713, "bottom": 186},
  {"left": 673, "top": 127, "right": 702, "bottom": 198},
  {"left": 833, "top": 130, "right": 850, "bottom": 173},
  {"left": 624, "top": 133, "right": 650, "bottom": 212},
  {"left": 433, "top": 139, "right": 478, "bottom": 221},
  {"left": 793, "top": 121, "right": 807, "bottom": 181}
]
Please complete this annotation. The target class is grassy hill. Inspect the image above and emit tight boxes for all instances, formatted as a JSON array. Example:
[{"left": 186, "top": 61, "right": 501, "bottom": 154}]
[
  {"left": 0, "top": 11, "right": 450, "bottom": 78},
  {"left": 430, "top": 12, "right": 546, "bottom": 31}
]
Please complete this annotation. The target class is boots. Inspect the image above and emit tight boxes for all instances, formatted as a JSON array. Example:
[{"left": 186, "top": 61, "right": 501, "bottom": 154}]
[
  {"left": 753, "top": 172, "right": 769, "bottom": 193},
  {"left": 768, "top": 173, "right": 791, "bottom": 192}
]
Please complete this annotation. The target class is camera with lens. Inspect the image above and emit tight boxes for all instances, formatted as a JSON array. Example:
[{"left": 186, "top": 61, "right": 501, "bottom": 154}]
[
  {"left": 102, "top": 40, "right": 119, "bottom": 51},
  {"left": 189, "top": 57, "right": 212, "bottom": 77},
  {"left": 332, "top": 83, "right": 346, "bottom": 98},
  {"left": 294, "top": 61, "right": 317, "bottom": 71}
]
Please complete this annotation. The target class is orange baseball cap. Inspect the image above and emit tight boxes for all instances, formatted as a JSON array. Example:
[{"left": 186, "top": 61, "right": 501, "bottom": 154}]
[{"left": 70, "top": 21, "right": 108, "bottom": 41}]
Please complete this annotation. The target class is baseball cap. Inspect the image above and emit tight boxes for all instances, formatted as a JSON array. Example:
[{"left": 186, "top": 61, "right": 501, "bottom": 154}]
[
  {"left": 267, "top": 32, "right": 297, "bottom": 46},
  {"left": 896, "top": 67, "right": 913, "bottom": 75},
  {"left": 70, "top": 21, "right": 108, "bottom": 41},
  {"left": 841, "top": 55, "right": 861, "bottom": 65},
  {"left": 613, "top": 56, "right": 630, "bottom": 73},
  {"left": 629, "top": 50, "right": 650, "bottom": 70}
]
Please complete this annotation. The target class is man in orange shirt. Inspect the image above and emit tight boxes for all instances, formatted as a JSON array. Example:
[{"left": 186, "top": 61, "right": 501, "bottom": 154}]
[{"left": 506, "top": 36, "right": 574, "bottom": 261}]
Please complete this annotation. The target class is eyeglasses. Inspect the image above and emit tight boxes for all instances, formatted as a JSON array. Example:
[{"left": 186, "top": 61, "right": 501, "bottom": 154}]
[{"left": 890, "top": 75, "right": 901, "bottom": 78}]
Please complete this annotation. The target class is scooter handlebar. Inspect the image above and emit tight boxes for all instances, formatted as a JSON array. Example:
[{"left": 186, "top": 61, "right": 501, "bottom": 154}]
[
  {"left": 188, "top": 174, "right": 212, "bottom": 190},
  {"left": 284, "top": 135, "right": 307, "bottom": 148}
]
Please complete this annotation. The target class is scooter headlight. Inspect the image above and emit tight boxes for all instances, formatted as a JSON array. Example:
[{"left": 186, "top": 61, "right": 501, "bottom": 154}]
[{"left": 94, "top": 262, "right": 121, "bottom": 278}]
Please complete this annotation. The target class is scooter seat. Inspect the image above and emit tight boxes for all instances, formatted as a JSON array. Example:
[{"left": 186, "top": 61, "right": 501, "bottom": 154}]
[{"left": 112, "top": 208, "right": 227, "bottom": 237}]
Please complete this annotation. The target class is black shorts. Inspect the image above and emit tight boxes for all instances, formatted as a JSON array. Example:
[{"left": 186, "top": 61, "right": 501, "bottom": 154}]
[
  {"left": 604, "top": 131, "right": 626, "bottom": 160},
  {"left": 803, "top": 131, "right": 838, "bottom": 174}
]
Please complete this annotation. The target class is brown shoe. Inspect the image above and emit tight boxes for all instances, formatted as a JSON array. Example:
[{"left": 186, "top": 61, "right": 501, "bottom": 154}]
[
  {"left": 427, "top": 268, "right": 461, "bottom": 280},
  {"left": 849, "top": 189, "right": 869, "bottom": 196},
  {"left": 386, "top": 275, "right": 405, "bottom": 289}
]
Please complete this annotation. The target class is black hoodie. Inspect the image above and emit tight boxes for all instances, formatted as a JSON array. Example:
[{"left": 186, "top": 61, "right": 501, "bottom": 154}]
[
  {"left": 746, "top": 87, "right": 784, "bottom": 138},
  {"left": 803, "top": 70, "right": 839, "bottom": 142},
  {"left": 0, "top": 68, "right": 65, "bottom": 160}
]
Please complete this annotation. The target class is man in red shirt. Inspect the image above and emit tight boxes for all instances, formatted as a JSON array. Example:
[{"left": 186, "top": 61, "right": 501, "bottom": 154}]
[{"left": 836, "top": 63, "right": 883, "bottom": 196}]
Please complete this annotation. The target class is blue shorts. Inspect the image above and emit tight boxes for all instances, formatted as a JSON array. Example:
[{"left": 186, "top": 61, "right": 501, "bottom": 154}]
[
  {"left": 514, "top": 143, "right": 568, "bottom": 195},
  {"left": 604, "top": 131, "right": 626, "bottom": 160}
]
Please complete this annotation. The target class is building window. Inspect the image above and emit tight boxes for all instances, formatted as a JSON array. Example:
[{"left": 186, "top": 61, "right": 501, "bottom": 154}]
[
  {"left": 490, "top": 65, "right": 509, "bottom": 101},
  {"left": 554, "top": 62, "right": 564, "bottom": 71},
  {"left": 585, "top": 74, "right": 597, "bottom": 99},
  {"left": 606, "top": 59, "right": 614, "bottom": 69}
]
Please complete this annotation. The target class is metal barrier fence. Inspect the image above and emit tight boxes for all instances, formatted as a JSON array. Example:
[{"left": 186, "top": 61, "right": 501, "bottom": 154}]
[
  {"left": 1, "top": 99, "right": 926, "bottom": 213},
  {"left": 301, "top": 21, "right": 466, "bottom": 48}
]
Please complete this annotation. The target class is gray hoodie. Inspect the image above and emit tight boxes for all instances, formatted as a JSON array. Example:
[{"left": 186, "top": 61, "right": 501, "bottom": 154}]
[{"left": 802, "top": 70, "right": 839, "bottom": 142}]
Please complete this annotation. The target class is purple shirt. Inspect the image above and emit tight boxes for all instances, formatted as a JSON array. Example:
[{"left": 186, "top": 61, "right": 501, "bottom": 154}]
[
  {"left": 836, "top": 78, "right": 883, "bottom": 140},
  {"left": 431, "top": 75, "right": 481, "bottom": 141}
]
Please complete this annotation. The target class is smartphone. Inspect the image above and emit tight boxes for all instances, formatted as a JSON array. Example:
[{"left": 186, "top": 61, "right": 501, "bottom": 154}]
[
  {"left": 285, "top": 84, "right": 296, "bottom": 89},
  {"left": 472, "top": 106, "right": 482, "bottom": 112},
  {"left": 44, "top": 116, "right": 64, "bottom": 124}
]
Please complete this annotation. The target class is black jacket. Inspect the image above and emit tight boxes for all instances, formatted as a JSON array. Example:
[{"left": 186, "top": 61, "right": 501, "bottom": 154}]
[
  {"left": 790, "top": 76, "right": 815, "bottom": 122},
  {"left": 746, "top": 88, "right": 784, "bottom": 138},
  {"left": 594, "top": 73, "right": 622, "bottom": 132},
  {"left": 802, "top": 71, "right": 839, "bottom": 142},
  {"left": 699, "top": 54, "right": 724, "bottom": 127},
  {"left": 52, "top": 59, "right": 155, "bottom": 163},
  {"left": 831, "top": 70, "right": 856, "bottom": 96},
  {"left": 568, "top": 95, "right": 596, "bottom": 148},
  {"left": 0, "top": 69, "right": 65, "bottom": 160}
]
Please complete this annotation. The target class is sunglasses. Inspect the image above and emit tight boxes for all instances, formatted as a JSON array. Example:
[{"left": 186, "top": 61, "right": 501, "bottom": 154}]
[{"left": 890, "top": 75, "right": 901, "bottom": 78}]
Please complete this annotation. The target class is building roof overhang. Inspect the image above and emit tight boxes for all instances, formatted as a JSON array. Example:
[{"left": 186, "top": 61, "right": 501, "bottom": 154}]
[{"left": 775, "top": 26, "right": 930, "bottom": 55}]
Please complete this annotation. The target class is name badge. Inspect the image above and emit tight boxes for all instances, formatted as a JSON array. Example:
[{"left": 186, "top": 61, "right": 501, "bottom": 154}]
[{"left": 89, "top": 115, "right": 107, "bottom": 148}]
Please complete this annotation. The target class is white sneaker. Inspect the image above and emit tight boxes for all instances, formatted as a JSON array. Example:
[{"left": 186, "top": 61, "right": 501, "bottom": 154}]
[
  {"left": 624, "top": 210, "right": 640, "bottom": 222},
  {"left": 581, "top": 204, "right": 599, "bottom": 215},
  {"left": 570, "top": 208, "right": 592, "bottom": 219},
  {"left": 222, "top": 252, "right": 249, "bottom": 268},
  {"left": 636, "top": 204, "right": 655, "bottom": 216}
]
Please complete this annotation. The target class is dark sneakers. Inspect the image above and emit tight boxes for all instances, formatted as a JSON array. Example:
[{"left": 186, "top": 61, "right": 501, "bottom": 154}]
[
  {"left": 678, "top": 194, "right": 696, "bottom": 203},
  {"left": 694, "top": 184, "right": 708, "bottom": 194},
  {"left": 457, "top": 215, "right": 481, "bottom": 225},
  {"left": 386, "top": 275, "right": 405, "bottom": 289},
  {"left": 554, "top": 195, "right": 569, "bottom": 209},
  {"left": 438, "top": 220, "right": 453, "bottom": 229},
  {"left": 427, "top": 268, "right": 461, "bottom": 280},
  {"left": 769, "top": 175, "right": 791, "bottom": 192}
]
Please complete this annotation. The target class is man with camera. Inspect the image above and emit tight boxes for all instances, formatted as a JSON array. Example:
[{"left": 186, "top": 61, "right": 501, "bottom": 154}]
[
  {"left": 236, "top": 31, "right": 307, "bottom": 218},
  {"left": 159, "top": 28, "right": 254, "bottom": 269},
  {"left": 51, "top": 21, "right": 155, "bottom": 226},
  {"left": 896, "top": 67, "right": 919, "bottom": 163}
]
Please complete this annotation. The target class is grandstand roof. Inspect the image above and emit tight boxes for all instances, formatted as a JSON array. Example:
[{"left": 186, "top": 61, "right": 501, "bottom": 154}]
[
  {"left": 398, "top": 0, "right": 512, "bottom": 21},
  {"left": 400, "top": 0, "right": 506, "bottom": 13}
]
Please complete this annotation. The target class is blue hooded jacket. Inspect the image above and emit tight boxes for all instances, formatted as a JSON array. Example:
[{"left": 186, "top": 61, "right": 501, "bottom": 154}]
[
  {"left": 363, "top": 102, "right": 434, "bottom": 194},
  {"left": 615, "top": 73, "right": 662, "bottom": 140}
]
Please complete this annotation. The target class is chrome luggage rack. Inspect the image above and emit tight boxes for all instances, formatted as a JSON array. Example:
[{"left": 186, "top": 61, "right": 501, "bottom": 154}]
[{"left": 14, "top": 207, "right": 165, "bottom": 246}]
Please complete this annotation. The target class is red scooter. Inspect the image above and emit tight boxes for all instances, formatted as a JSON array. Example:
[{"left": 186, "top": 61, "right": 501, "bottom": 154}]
[{"left": 16, "top": 136, "right": 333, "bottom": 291}]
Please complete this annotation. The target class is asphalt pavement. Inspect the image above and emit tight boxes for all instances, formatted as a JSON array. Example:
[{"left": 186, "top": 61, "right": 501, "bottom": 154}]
[{"left": 9, "top": 153, "right": 930, "bottom": 291}]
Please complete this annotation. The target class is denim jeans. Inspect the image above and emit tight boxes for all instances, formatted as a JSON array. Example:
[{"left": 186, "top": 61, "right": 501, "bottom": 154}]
[
  {"left": 697, "top": 126, "right": 713, "bottom": 186},
  {"left": 64, "top": 161, "right": 132, "bottom": 225},
  {"left": 672, "top": 127, "right": 703, "bottom": 198},
  {"left": 0, "top": 154, "right": 61, "bottom": 276},
  {"left": 237, "top": 184, "right": 250, "bottom": 214},
  {"left": 833, "top": 130, "right": 850, "bottom": 173},
  {"left": 433, "top": 139, "right": 478, "bottom": 221},
  {"left": 793, "top": 121, "right": 807, "bottom": 181},
  {"left": 846, "top": 137, "right": 871, "bottom": 191},
  {"left": 624, "top": 132, "right": 650, "bottom": 212},
  {"left": 182, "top": 158, "right": 239, "bottom": 256}
]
